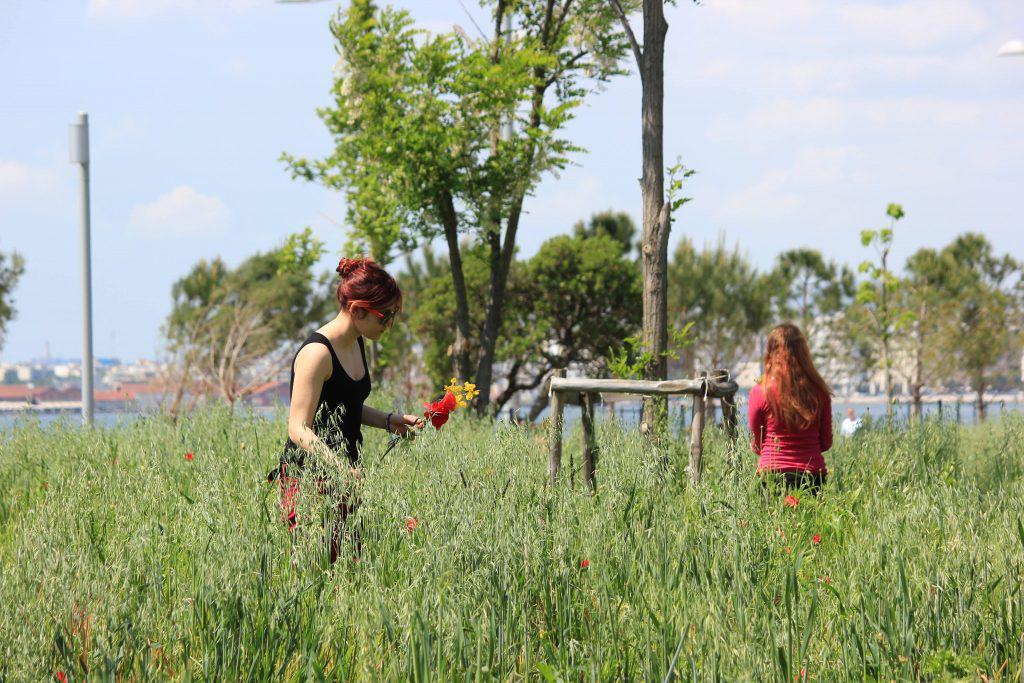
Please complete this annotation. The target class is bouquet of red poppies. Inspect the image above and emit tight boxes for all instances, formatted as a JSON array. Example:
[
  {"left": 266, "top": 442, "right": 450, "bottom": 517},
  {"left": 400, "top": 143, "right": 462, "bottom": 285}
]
[{"left": 423, "top": 378, "right": 479, "bottom": 429}]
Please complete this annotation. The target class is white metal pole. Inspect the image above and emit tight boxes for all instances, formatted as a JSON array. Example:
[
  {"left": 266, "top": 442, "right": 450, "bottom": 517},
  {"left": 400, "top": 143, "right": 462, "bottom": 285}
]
[{"left": 70, "top": 112, "right": 94, "bottom": 427}]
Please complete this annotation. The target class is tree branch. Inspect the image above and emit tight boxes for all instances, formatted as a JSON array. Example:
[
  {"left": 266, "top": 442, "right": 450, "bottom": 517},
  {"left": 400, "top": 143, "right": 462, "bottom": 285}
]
[
  {"left": 546, "top": 49, "right": 590, "bottom": 87},
  {"left": 607, "top": 0, "right": 643, "bottom": 70}
]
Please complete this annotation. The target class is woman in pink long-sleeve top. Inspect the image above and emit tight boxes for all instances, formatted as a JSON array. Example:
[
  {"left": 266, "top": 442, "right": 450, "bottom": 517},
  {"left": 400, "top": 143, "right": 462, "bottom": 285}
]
[{"left": 748, "top": 323, "right": 833, "bottom": 493}]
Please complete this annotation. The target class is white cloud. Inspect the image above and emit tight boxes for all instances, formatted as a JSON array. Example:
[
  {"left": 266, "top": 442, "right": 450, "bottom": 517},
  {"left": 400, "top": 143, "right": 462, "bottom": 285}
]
[
  {"left": 704, "top": 0, "right": 822, "bottom": 32},
  {"left": 720, "top": 146, "right": 868, "bottom": 221},
  {"left": 128, "top": 186, "right": 230, "bottom": 236},
  {"left": 838, "top": 0, "right": 990, "bottom": 50},
  {"left": 708, "top": 96, "right": 1024, "bottom": 145},
  {"left": 0, "top": 161, "right": 58, "bottom": 203},
  {"left": 87, "top": 0, "right": 261, "bottom": 20}
]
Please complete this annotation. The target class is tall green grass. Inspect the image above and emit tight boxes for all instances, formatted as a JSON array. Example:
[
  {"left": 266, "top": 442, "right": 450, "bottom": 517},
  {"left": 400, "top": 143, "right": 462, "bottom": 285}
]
[{"left": 1, "top": 408, "right": 1022, "bottom": 680}]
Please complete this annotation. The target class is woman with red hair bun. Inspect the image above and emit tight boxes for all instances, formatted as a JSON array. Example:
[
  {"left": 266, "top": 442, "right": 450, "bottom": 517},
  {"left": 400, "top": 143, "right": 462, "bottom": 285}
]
[
  {"left": 748, "top": 323, "right": 833, "bottom": 494},
  {"left": 271, "top": 256, "right": 423, "bottom": 562}
]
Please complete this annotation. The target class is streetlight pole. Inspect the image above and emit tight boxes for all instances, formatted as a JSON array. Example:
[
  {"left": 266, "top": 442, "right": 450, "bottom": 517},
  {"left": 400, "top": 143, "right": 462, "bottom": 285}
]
[{"left": 70, "top": 112, "right": 94, "bottom": 427}]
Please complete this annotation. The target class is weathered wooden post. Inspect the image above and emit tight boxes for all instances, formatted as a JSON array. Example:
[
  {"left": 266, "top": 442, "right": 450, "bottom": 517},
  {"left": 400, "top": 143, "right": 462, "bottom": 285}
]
[
  {"left": 712, "top": 369, "right": 738, "bottom": 442},
  {"left": 547, "top": 369, "right": 566, "bottom": 484},
  {"left": 688, "top": 371, "right": 708, "bottom": 485},
  {"left": 581, "top": 392, "right": 597, "bottom": 491},
  {"left": 713, "top": 368, "right": 740, "bottom": 479}
]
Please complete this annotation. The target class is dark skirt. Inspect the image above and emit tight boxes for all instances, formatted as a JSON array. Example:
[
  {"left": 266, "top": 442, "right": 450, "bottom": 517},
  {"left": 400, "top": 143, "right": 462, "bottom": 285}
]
[{"left": 760, "top": 470, "right": 827, "bottom": 495}]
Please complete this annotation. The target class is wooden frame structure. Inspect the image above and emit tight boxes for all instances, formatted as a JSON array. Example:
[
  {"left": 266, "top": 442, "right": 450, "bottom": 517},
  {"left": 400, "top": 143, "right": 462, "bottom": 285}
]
[{"left": 547, "top": 369, "right": 739, "bottom": 489}]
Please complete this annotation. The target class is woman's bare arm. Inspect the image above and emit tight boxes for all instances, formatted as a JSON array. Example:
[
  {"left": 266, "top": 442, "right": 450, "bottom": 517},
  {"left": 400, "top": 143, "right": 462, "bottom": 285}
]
[{"left": 287, "top": 344, "right": 346, "bottom": 472}]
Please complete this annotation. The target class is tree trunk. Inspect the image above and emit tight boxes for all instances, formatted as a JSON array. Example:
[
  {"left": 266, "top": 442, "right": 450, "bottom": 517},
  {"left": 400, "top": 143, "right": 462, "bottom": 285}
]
[
  {"left": 472, "top": 63, "right": 548, "bottom": 416},
  {"left": 528, "top": 392, "right": 550, "bottom": 423},
  {"left": 975, "top": 376, "right": 987, "bottom": 422},
  {"left": 881, "top": 336, "right": 893, "bottom": 419},
  {"left": 911, "top": 344, "right": 923, "bottom": 421},
  {"left": 638, "top": 0, "right": 670, "bottom": 433},
  {"left": 474, "top": 222, "right": 519, "bottom": 416},
  {"left": 438, "top": 194, "right": 473, "bottom": 382},
  {"left": 880, "top": 251, "right": 893, "bottom": 418}
]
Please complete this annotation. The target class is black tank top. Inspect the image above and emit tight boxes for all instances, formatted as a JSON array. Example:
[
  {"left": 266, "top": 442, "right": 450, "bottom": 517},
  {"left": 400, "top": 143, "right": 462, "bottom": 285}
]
[{"left": 275, "top": 332, "right": 371, "bottom": 475}]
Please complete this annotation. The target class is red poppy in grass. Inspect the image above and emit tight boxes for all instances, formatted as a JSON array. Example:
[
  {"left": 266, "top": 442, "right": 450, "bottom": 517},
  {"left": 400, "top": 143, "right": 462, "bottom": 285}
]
[
  {"left": 812, "top": 533, "right": 821, "bottom": 545},
  {"left": 423, "top": 392, "right": 458, "bottom": 430},
  {"left": 56, "top": 673, "right": 67, "bottom": 683},
  {"left": 406, "top": 517, "right": 418, "bottom": 532},
  {"left": 784, "top": 494, "right": 798, "bottom": 508},
  {"left": 185, "top": 452, "right": 194, "bottom": 461},
  {"left": 580, "top": 559, "right": 590, "bottom": 569}
]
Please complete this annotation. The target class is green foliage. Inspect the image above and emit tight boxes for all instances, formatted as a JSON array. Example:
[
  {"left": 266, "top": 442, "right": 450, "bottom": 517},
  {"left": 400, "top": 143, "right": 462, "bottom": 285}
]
[
  {"left": 283, "top": 0, "right": 631, "bottom": 262},
  {"left": 606, "top": 323, "right": 694, "bottom": 380},
  {"left": 2, "top": 411, "right": 1023, "bottom": 679},
  {"left": 936, "top": 233, "right": 1022, "bottom": 406},
  {"left": 849, "top": 204, "right": 905, "bottom": 404},
  {"left": 668, "top": 236, "right": 773, "bottom": 372},
  {"left": 275, "top": 227, "right": 325, "bottom": 275},
  {"left": 665, "top": 158, "right": 696, "bottom": 215},
  {"left": 573, "top": 210, "right": 637, "bottom": 256},
  {"left": 771, "top": 248, "right": 854, "bottom": 334},
  {"left": 0, "top": 249, "right": 26, "bottom": 352},
  {"left": 163, "top": 233, "right": 334, "bottom": 405},
  {"left": 412, "top": 233, "right": 641, "bottom": 411}
]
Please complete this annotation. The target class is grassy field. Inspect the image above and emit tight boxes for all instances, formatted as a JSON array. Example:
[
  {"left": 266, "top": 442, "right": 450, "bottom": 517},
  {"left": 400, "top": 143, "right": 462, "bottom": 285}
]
[{"left": 1, "top": 404, "right": 1023, "bottom": 681}]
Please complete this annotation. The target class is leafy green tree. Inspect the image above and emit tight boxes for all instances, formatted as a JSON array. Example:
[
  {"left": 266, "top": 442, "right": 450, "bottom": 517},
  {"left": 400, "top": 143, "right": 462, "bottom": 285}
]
[
  {"left": 0, "top": 249, "right": 26, "bottom": 353},
  {"left": 857, "top": 203, "right": 904, "bottom": 416},
  {"left": 163, "top": 230, "right": 333, "bottom": 413},
  {"left": 937, "top": 233, "right": 1021, "bottom": 421},
  {"left": 574, "top": 210, "right": 637, "bottom": 256},
  {"left": 411, "top": 233, "right": 640, "bottom": 419},
  {"left": 284, "top": 0, "right": 631, "bottom": 415},
  {"left": 668, "top": 236, "right": 773, "bottom": 374},
  {"left": 503, "top": 233, "right": 641, "bottom": 419},
  {"left": 898, "top": 247, "right": 948, "bottom": 419},
  {"left": 771, "top": 248, "right": 855, "bottom": 339}
]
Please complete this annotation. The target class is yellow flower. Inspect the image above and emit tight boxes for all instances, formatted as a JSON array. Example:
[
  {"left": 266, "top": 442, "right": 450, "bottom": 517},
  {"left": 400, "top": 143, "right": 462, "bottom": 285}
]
[{"left": 457, "top": 399, "right": 468, "bottom": 408}]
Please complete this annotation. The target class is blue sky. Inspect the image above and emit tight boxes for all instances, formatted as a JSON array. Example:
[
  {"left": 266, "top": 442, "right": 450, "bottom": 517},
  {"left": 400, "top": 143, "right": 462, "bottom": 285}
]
[{"left": 1, "top": 0, "right": 1022, "bottom": 363}]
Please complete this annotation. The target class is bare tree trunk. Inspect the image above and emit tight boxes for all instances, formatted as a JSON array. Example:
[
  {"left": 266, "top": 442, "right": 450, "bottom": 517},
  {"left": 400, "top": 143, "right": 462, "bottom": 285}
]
[
  {"left": 882, "top": 338, "right": 893, "bottom": 418},
  {"left": 474, "top": 221, "right": 519, "bottom": 416},
  {"left": 438, "top": 194, "right": 473, "bottom": 382},
  {"left": 528, "top": 392, "right": 550, "bottom": 423},
  {"left": 911, "top": 344, "right": 923, "bottom": 421},
  {"left": 880, "top": 250, "right": 893, "bottom": 418},
  {"left": 637, "top": 0, "right": 670, "bottom": 434},
  {"left": 975, "top": 376, "right": 987, "bottom": 422}
]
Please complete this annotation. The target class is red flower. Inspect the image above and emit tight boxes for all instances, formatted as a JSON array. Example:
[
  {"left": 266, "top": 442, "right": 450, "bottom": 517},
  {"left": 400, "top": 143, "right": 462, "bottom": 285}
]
[
  {"left": 784, "top": 494, "right": 798, "bottom": 508},
  {"left": 812, "top": 534, "right": 821, "bottom": 545},
  {"left": 580, "top": 559, "right": 590, "bottom": 569},
  {"left": 184, "top": 452, "right": 194, "bottom": 461},
  {"left": 56, "top": 673, "right": 67, "bottom": 683},
  {"left": 423, "top": 392, "right": 458, "bottom": 430},
  {"left": 406, "top": 517, "right": 418, "bottom": 532}
]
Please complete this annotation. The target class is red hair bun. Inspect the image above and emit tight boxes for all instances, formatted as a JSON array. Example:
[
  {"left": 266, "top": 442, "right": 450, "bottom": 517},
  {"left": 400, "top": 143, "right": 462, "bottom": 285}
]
[{"left": 335, "top": 256, "right": 402, "bottom": 314}]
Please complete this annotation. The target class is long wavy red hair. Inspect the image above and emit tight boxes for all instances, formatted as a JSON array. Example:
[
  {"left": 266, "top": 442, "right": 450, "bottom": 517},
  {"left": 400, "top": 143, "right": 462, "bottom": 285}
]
[{"left": 761, "top": 323, "right": 831, "bottom": 431}]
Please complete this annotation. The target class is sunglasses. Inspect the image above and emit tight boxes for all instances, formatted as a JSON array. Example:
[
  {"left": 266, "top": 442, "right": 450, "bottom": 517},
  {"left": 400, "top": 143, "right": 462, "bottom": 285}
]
[{"left": 365, "top": 306, "right": 399, "bottom": 327}]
